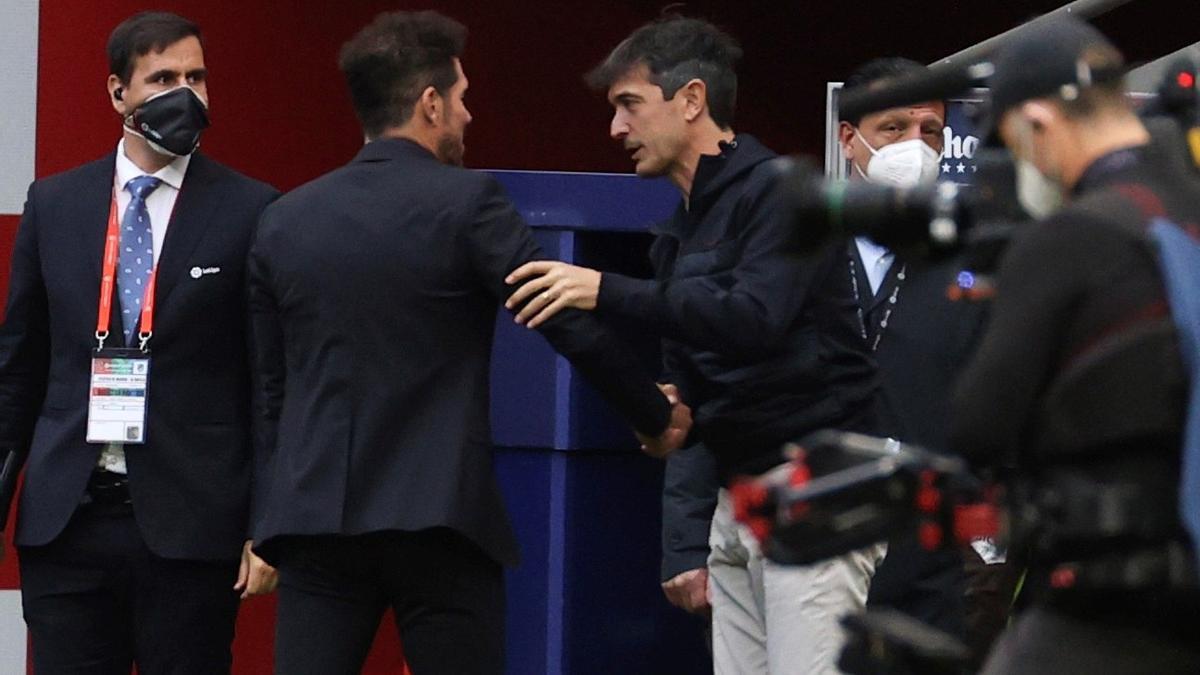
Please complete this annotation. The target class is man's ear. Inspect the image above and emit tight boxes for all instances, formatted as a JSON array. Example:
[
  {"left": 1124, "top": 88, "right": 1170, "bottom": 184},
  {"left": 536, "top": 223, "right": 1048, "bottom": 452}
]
[
  {"left": 680, "top": 78, "right": 707, "bottom": 123},
  {"left": 1019, "top": 100, "right": 1057, "bottom": 133},
  {"left": 838, "top": 121, "right": 857, "bottom": 161},
  {"left": 417, "top": 85, "right": 441, "bottom": 125},
  {"left": 107, "top": 74, "right": 128, "bottom": 116}
]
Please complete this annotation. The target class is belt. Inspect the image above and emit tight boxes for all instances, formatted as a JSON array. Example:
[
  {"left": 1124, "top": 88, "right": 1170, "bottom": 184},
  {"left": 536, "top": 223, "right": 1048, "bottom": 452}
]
[{"left": 82, "top": 469, "right": 131, "bottom": 506}]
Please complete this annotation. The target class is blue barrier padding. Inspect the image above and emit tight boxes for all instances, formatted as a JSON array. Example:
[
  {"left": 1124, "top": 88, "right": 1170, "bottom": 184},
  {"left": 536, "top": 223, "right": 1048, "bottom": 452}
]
[
  {"left": 483, "top": 171, "right": 707, "bottom": 674},
  {"left": 487, "top": 177, "right": 669, "bottom": 451},
  {"left": 489, "top": 170, "right": 677, "bottom": 231}
]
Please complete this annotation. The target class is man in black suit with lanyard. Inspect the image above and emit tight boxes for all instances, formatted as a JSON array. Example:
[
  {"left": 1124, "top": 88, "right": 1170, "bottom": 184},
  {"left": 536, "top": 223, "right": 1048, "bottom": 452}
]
[
  {"left": 0, "top": 12, "right": 279, "bottom": 674},
  {"left": 836, "top": 58, "right": 995, "bottom": 647},
  {"left": 248, "top": 11, "right": 689, "bottom": 675}
]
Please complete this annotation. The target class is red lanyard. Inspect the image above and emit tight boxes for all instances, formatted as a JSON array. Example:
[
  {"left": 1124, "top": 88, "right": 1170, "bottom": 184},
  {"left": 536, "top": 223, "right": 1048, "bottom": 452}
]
[{"left": 95, "top": 194, "right": 158, "bottom": 351}]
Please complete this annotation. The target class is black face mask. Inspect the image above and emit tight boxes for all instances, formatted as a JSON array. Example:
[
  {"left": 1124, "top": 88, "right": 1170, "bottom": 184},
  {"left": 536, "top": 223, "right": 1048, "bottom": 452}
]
[{"left": 125, "top": 86, "right": 210, "bottom": 157}]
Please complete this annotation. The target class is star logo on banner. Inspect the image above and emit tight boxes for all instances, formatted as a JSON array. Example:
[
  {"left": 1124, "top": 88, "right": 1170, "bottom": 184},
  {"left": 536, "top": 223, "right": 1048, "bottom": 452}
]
[
  {"left": 956, "top": 162, "right": 966, "bottom": 174},
  {"left": 941, "top": 162, "right": 951, "bottom": 174}
]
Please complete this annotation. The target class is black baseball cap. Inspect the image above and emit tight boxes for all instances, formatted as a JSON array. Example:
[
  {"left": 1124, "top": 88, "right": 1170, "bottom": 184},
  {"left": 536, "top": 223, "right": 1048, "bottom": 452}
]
[{"left": 980, "top": 16, "right": 1125, "bottom": 141}]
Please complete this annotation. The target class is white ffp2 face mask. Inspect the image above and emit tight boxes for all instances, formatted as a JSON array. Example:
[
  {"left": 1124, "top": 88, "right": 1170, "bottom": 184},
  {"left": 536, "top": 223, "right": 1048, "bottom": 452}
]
[
  {"left": 1015, "top": 158, "right": 1064, "bottom": 220},
  {"left": 854, "top": 132, "right": 941, "bottom": 189},
  {"left": 1009, "top": 117, "right": 1065, "bottom": 220}
]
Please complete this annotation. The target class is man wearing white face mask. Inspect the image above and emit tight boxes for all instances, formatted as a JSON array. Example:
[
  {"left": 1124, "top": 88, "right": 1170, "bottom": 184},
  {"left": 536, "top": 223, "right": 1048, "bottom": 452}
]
[
  {"left": 951, "top": 17, "right": 1200, "bottom": 675},
  {"left": 837, "top": 57, "right": 1001, "bottom": 658},
  {"left": 838, "top": 58, "right": 946, "bottom": 299}
]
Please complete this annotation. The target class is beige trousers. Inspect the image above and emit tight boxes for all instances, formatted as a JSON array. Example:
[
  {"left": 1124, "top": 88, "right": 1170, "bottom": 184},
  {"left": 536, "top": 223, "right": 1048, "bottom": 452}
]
[{"left": 708, "top": 488, "right": 886, "bottom": 674}]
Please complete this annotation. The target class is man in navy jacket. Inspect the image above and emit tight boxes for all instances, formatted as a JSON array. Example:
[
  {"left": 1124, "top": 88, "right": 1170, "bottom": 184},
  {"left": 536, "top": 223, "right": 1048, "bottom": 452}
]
[{"left": 506, "top": 17, "right": 881, "bottom": 674}]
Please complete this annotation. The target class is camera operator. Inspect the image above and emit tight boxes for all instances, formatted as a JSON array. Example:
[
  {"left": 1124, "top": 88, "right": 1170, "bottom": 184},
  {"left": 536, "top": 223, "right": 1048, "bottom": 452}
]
[
  {"left": 949, "top": 17, "right": 1200, "bottom": 674},
  {"left": 837, "top": 57, "right": 990, "bottom": 646}
]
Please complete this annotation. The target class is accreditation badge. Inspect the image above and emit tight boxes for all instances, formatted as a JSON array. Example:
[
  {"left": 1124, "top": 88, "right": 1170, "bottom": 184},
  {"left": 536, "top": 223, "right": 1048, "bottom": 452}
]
[{"left": 86, "top": 348, "right": 150, "bottom": 444}]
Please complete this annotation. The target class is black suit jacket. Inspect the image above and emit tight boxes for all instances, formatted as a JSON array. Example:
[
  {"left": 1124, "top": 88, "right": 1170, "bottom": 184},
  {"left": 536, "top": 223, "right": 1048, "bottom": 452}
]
[
  {"left": 0, "top": 151, "right": 278, "bottom": 561},
  {"left": 849, "top": 241, "right": 990, "bottom": 636},
  {"left": 248, "top": 138, "right": 671, "bottom": 567},
  {"left": 850, "top": 245, "right": 990, "bottom": 451}
]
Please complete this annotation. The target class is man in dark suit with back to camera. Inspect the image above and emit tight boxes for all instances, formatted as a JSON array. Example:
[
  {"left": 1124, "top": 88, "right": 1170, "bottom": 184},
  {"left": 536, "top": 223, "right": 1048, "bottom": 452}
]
[
  {"left": 248, "top": 11, "right": 690, "bottom": 675},
  {"left": 0, "top": 11, "right": 279, "bottom": 674}
]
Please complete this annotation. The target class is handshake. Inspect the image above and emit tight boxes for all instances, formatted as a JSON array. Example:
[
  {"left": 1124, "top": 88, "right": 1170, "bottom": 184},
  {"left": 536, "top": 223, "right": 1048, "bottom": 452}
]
[{"left": 639, "top": 383, "right": 692, "bottom": 459}]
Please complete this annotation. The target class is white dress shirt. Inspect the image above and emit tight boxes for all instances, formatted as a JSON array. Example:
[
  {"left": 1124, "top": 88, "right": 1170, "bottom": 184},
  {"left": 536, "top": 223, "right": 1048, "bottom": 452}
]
[
  {"left": 854, "top": 236, "right": 895, "bottom": 296},
  {"left": 98, "top": 138, "right": 192, "bottom": 475}
]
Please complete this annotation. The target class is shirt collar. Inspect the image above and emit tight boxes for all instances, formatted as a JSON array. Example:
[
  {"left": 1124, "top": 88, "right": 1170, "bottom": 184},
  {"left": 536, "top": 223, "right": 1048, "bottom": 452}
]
[
  {"left": 115, "top": 137, "right": 191, "bottom": 193},
  {"left": 855, "top": 236, "right": 892, "bottom": 263}
]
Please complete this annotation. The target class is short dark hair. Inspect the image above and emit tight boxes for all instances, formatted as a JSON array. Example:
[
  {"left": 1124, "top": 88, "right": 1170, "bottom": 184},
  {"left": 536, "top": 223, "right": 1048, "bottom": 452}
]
[
  {"left": 107, "top": 12, "right": 203, "bottom": 84},
  {"left": 1056, "top": 79, "right": 1128, "bottom": 119},
  {"left": 839, "top": 57, "right": 939, "bottom": 126},
  {"left": 1053, "top": 45, "right": 1128, "bottom": 120},
  {"left": 586, "top": 17, "right": 742, "bottom": 129},
  {"left": 338, "top": 11, "right": 467, "bottom": 139}
]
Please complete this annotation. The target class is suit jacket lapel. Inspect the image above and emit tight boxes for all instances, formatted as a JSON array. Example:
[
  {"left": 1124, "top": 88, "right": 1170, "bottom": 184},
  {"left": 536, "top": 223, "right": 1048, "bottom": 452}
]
[
  {"left": 847, "top": 242, "right": 873, "bottom": 317},
  {"left": 866, "top": 259, "right": 903, "bottom": 313},
  {"left": 154, "top": 154, "right": 221, "bottom": 311},
  {"left": 75, "top": 154, "right": 131, "bottom": 340},
  {"left": 83, "top": 153, "right": 118, "bottom": 282}
]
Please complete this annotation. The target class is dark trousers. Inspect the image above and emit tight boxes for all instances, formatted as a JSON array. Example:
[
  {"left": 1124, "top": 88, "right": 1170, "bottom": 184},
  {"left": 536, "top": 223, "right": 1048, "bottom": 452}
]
[
  {"left": 18, "top": 501, "right": 241, "bottom": 675},
  {"left": 273, "top": 528, "right": 505, "bottom": 675},
  {"left": 962, "top": 549, "right": 1021, "bottom": 667},
  {"left": 867, "top": 534, "right": 967, "bottom": 639},
  {"left": 982, "top": 602, "right": 1200, "bottom": 675}
]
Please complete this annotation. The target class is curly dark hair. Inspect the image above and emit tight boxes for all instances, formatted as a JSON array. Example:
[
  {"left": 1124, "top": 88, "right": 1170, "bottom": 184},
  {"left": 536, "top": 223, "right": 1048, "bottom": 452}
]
[{"left": 338, "top": 11, "right": 467, "bottom": 138}]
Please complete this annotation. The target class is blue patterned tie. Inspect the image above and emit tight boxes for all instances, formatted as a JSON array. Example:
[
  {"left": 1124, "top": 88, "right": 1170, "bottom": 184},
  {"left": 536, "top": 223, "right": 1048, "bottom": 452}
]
[{"left": 118, "top": 175, "right": 161, "bottom": 345}]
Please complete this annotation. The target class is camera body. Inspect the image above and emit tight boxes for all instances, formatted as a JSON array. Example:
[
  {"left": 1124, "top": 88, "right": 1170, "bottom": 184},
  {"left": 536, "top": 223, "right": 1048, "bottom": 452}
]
[{"left": 730, "top": 431, "right": 1001, "bottom": 566}]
